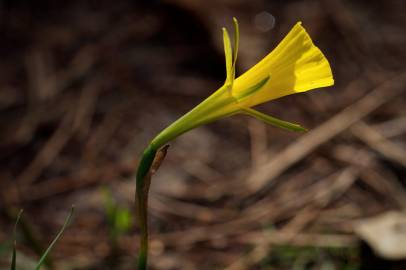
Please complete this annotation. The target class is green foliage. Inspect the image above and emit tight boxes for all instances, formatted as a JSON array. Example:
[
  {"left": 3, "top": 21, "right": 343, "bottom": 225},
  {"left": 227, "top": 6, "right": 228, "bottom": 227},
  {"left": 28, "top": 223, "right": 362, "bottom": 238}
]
[
  {"left": 102, "top": 187, "right": 133, "bottom": 242},
  {"left": 10, "top": 210, "right": 23, "bottom": 270},
  {"left": 0, "top": 242, "right": 11, "bottom": 257},
  {"left": 34, "top": 207, "right": 74, "bottom": 270},
  {"left": 9, "top": 207, "right": 74, "bottom": 270}
]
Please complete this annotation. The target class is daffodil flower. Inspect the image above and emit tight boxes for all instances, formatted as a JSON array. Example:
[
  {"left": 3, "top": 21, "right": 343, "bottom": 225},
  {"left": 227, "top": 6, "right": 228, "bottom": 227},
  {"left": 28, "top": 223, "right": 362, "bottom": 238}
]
[{"left": 136, "top": 18, "right": 334, "bottom": 269}]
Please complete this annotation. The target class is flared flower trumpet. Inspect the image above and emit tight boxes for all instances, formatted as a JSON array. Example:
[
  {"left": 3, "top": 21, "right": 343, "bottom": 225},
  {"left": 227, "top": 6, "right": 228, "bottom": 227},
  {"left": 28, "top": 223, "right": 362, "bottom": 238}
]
[{"left": 136, "top": 18, "right": 334, "bottom": 269}]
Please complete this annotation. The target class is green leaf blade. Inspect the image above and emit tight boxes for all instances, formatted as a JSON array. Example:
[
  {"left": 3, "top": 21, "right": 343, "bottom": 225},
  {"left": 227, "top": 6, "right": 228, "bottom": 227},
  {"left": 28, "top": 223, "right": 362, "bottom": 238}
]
[
  {"left": 34, "top": 206, "right": 74, "bottom": 270},
  {"left": 10, "top": 210, "right": 23, "bottom": 270}
]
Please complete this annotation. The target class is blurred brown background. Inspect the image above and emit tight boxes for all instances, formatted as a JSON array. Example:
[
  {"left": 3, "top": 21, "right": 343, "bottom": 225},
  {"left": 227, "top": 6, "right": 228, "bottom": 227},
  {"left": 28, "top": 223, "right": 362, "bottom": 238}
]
[{"left": 0, "top": 0, "right": 405, "bottom": 269}]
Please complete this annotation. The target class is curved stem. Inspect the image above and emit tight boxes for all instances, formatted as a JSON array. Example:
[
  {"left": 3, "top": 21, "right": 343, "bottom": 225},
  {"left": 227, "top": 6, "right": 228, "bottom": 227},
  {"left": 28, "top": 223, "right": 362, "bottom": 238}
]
[{"left": 135, "top": 144, "right": 157, "bottom": 270}]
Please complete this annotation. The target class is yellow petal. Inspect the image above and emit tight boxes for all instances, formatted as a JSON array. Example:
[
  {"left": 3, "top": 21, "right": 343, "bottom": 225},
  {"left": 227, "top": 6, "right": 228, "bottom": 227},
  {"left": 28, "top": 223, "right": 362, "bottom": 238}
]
[{"left": 233, "top": 22, "right": 334, "bottom": 108}]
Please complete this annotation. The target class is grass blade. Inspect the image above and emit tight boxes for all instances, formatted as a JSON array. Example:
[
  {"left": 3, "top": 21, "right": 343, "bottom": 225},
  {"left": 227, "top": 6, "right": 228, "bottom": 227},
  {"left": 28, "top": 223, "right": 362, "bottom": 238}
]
[
  {"left": 34, "top": 206, "right": 74, "bottom": 270},
  {"left": 11, "top": 210, "right": 23, "bottom": 270}
]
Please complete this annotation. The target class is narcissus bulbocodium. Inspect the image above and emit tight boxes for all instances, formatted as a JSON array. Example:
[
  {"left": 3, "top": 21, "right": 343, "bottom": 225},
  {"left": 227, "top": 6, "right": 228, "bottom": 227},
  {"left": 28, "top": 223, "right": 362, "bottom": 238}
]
[{"left": 136, "top": 18, "right": 334, "bottom": 269}]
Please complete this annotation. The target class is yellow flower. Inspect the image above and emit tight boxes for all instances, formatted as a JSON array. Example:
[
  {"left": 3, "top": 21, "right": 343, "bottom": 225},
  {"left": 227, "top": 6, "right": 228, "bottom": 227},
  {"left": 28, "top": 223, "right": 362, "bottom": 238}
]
[
  {"left": 150, "top": 18, "right": 334, "bottom": 149},
  {"left": 136, "top": 18, "right": 334, "bottom": 269}
]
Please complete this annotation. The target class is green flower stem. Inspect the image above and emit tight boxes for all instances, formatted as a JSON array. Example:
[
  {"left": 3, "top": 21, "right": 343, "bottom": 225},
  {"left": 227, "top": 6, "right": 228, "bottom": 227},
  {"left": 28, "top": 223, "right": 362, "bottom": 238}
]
[
  {"left": 136, "top": 145, "right": 157, "bottom": 191},
  {"left": 151, "top": 84, "right": 238, "bottom": 148},
  {"left": 135, "top": 144, "right": 157, "bottom": 270},
  {"left": 135, "top": 85, "right": 238, "bottom": 269}
]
